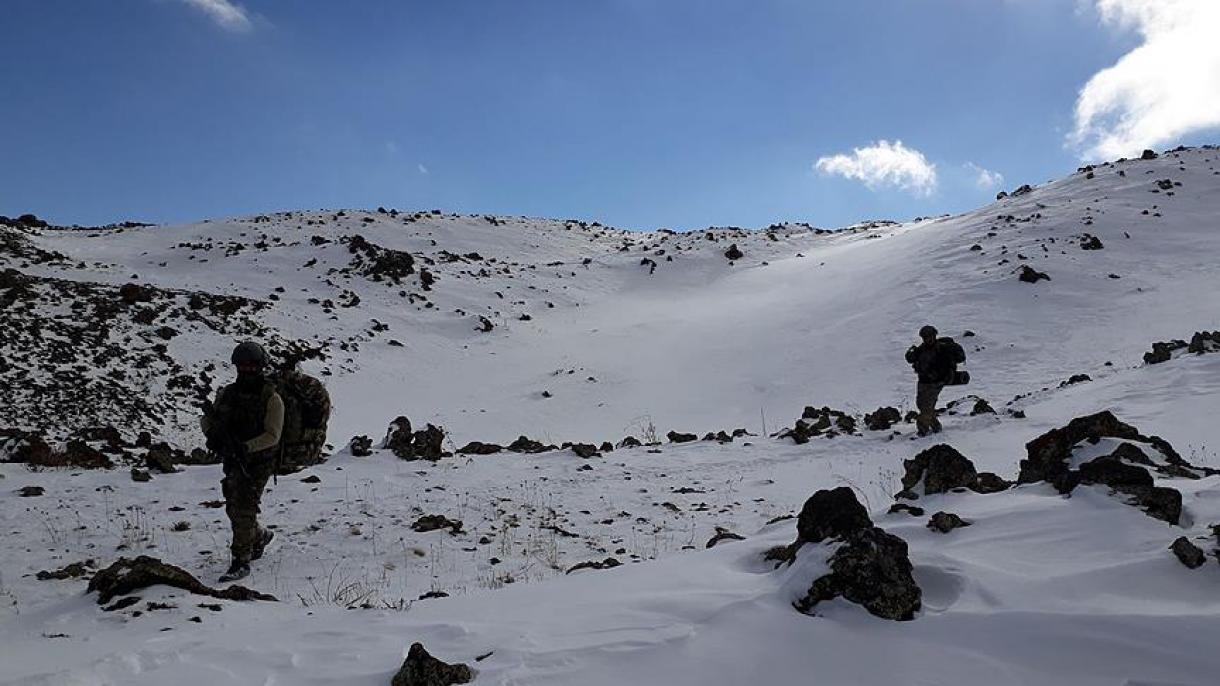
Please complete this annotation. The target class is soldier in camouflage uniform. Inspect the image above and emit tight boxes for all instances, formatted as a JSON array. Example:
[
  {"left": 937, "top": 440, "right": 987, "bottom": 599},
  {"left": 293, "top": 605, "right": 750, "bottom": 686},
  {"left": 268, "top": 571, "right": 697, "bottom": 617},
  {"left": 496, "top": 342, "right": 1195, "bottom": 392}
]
[
  {"left": 201, "top": 341, "right": 284, "bottom": 582},
  {"left": 270, "top": 361, "right": 331, "bottom": 474}
]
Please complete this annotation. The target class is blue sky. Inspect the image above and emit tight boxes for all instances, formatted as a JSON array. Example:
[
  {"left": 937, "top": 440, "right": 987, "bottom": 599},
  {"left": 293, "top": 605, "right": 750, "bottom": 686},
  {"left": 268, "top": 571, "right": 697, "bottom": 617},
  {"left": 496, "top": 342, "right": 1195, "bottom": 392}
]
[{"left": 2, "top": 0, "right": 1217, "bottom": 230}]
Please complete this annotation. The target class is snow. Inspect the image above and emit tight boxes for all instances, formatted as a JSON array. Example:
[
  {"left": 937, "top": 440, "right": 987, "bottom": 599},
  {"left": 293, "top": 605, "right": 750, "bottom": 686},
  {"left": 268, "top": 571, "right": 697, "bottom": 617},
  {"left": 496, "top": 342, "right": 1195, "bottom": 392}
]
[{"left": 2, "top": 148, "right": 1220, "bottom": 684}]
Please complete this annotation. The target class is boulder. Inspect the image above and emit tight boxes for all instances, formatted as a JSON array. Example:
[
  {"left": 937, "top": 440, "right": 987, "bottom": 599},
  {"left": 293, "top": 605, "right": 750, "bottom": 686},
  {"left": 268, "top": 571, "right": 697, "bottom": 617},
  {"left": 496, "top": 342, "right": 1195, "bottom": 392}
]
[
  {"left": 887, "top": 503, "right": 925, "bottom": 517},
  {"left": 1170, "top": 537, "right": 1206, "bottom": 569},
  {"left": 383, "top": 417, "right": 414, "bottom": 457},
  {"left": 457, "top": 441, "right": 502, "bottom": 455},
  {"left": 901, "top": 444, "right": 978, "bottom": 496},
  {"left": 570, "top": 443, "right": 599, "bottom": 458},
  {"left": 507, "top": 435, "right": 552, "bottom": 453},
  {"left": 793, "top": 526, "right": 922, "bottom": 621},
  {"left": 667, "top": 431, "right": 698, "bottom": 444},
  {"left": 349, "top": 435, "right": 373, "bottom": 457},
  {"left": 796, "top": 487, "right": 872, "bottom": 544},
  {"left": 969, "top": 398, "right": 996, "bottom": 416},
  {"left": 864, "top": 406, "right": 901, "bottom": 431},
  {"left": 87, "top": 556, "right": 275, "bottom": 605},
  {"left": 1018, "top": 265, "right": 1050, "bottom": 283},
  {"left": 1019, "top": 411, "right": 1141, "bottom": 485},
  {"left": 970, "top": 472, "right": 1011, "bottom": 494},
  {"left": 705, "top": 527, "right": 746, "bottom": 548},
  {"left": 927, "top": 512, "right": 972, "bottom": 533},
  {"left": 411, "top": 515, "right": 463, "bottom": 534},
  {"left": 724, "top": 244, "right": 744, "bottom": 260},
  {"left": 391, "top": 643, "right": 474, "bottom": 686},
  {"left": 1144, "top": 339, "right": 1187, "bottom": 365},
  {"left": 616, "top": 436, "right": 642, "bottom": 449},
  {"left": 1141, "top": 149, "right": 1158, "bottom": 160}
]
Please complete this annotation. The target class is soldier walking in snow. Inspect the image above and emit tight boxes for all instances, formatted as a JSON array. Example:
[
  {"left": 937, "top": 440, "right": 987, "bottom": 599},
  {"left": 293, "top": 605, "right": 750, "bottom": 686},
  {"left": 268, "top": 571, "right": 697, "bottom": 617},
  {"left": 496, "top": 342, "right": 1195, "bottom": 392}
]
[
  {"left": 201, "top": 341, "right": 284, "bottom": 582},
  {"left": 905, "top": 325, "right": 967, "bottom": 437}
]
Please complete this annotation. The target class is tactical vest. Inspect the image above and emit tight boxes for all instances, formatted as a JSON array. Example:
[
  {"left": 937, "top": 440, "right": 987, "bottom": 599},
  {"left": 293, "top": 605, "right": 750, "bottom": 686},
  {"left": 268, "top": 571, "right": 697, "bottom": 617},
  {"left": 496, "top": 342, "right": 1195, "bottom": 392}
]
[{"left": 212, "top": 379, "right": 277, "bottom": 444}]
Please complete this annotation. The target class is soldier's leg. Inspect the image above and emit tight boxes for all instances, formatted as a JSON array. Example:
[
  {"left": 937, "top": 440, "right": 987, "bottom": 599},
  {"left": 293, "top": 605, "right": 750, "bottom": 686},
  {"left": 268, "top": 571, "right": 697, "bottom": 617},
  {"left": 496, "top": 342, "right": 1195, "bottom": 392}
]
[
  {"left": 928, "top": 384, "right": 945, "bottom": 432},
  {"left": 915, "top": 383, "right": 935, "bottom": 435},
  {"left": 223, "top": 459, "right": 274, "bottom": 561}
]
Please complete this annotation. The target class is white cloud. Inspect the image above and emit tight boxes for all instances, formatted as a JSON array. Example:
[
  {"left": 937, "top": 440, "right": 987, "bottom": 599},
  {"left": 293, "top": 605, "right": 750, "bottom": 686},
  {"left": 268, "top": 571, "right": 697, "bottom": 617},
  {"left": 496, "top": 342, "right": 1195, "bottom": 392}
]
[
  {"left": 417, "top": 163, "right": 429, "bottom": 175},
  {"left": 1070, "top": 0, "right": 1220, "bottom": 160},
  {"left": 181, "top": 0, "right": 252, "bottom": 32},
  {"left": 814, "top": 140, "right": 937, "bottom": 196},
  {"left": 965, "top": 162, "right": 1004, "bottom": 190}
]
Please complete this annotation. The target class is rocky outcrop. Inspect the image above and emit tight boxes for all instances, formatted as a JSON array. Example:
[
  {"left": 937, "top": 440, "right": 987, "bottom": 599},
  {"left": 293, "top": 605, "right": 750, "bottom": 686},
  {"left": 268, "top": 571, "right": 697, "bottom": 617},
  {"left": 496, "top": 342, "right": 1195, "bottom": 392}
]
[
  {"left": 1018, "top": 265, "right": 1050, "bottom": 283},
  {"left": 349, "top": 435, "right": 373, "bottom": 457},
  {"left": 457, "top": 441, "right": 502, "bottom": 455},
  {"left": 900, "top": 444, "right": 978, "bottom": 496},
  {"left": 411, "top": 515, "right": 464, "bottom": 535},
  {"left": 507, "top": 435, "right": 554, "bottom": 453},
  {"left": 1145, "top": 332, "right": 1220, "bottom": 365},
  {"left": 383, "top": 417, "right": 450, "bottom": 461},
  {"left": 797, "top": 487, "right": 873, "bottom": 543},
  {"left": 927, "top": 512, "right": 971, "bottom": 533},
  {"left": 346, "top": 234, "right": 415, "bottom": 284},
  {"left": 87, "top": 556, "right": 276, "bottom": 605},
  {"left": 391, "top": 643, "right": 474, "bottom": 686},
  {"left": 667, "top": 431, "right": 698, "bottom": 444},
  {"left": 793, "top": 526, "right": 922, "bottom": 621},
  {"left": 776, "top": 406, "right": 857, "bottom": 443}
]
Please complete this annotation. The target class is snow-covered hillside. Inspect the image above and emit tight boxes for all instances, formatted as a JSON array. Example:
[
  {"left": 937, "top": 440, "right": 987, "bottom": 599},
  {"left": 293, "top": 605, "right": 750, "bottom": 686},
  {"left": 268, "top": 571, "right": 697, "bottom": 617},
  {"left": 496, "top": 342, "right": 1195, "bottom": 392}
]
[{"left": 2, "top": 146, "right": 1220, "bottom": 685}]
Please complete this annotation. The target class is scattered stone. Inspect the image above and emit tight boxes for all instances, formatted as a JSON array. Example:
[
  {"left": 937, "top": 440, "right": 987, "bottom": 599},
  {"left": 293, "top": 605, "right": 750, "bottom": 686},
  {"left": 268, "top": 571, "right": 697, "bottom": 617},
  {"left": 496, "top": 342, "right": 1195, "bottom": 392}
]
[
  {"left": 300, "top": 475, "right": 321, "bottom": 484},
  {"left": 1169, "top": 537, "right": 1206, "bottom": 569},
  {"left": 87, "top": 556, "right": 276, "bottom": 605},
  {"left": 1018, "top": 265, "right": 1050, "bottom": 283},
  {"left": 887, "top": 503, "right": 925, "bottom": 517},
  {"left": 506, "top": 435, "right": 552, "bottom": 453},
  {"left": 411, "top": 515, "right": 464, "bottom": 535},
  {"left": 18, "top": 485, "right": 45, "bottom": 497},
  {"left": 864, "top": 406, "right": 902, "bottom": 431},
  {"left": 1060, "top": 374, "right": 1091, "bottom": 387},
  {"left": 969, "top": 398, "right": 996, "bottom": 416},
  {"left": 130, "top": 468, "right": 152, "bottom": 482},
  {"left": 616, "top": 436, "right": 642, "bottom": 449},
  {"left": 1080, "top": 234, "right": 1104, "bottom": 250},
  {"left": 391, "top": 642, "right": 474, "bottom": 686},
  {"left": 705, "top": 527, "right": 746, "bottom": 548},
  {"left": 457, "top": 441, "right": 503, "bottom": 455},
  {"left": 566, "top": 558, "right": 622, "bottom": 574},
  {"left": 36, "top": 560, "right": 95, "bottom": 581},
  {"left": 667, "top": 431, "right": 698, "bottom": 444},
  {"left": 570, "top": 443, "right": 599, "bottom": 458},
  {"left": 927, "top": 512, "right": 972, "bottom": 533}
]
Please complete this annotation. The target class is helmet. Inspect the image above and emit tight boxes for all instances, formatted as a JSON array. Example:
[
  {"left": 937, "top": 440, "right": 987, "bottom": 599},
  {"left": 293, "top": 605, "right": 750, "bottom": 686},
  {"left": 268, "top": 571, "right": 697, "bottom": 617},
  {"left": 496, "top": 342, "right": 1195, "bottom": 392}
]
[
  {"left": 231, "top": 341, "right": 269, "bottom": 367},
  {"left": 919, "top": 325, "right": 938, "bottom": 340}
]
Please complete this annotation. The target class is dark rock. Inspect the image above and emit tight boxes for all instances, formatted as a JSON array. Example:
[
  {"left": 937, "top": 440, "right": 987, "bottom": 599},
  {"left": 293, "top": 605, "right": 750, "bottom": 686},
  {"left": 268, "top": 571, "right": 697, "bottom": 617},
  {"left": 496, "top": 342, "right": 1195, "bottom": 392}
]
[
  {"left": 349, "top": 435, "right": 373, "bottom": 457},
  {"left": 507, "top": 435, "right": 553, "bottom": 454},
  {"left": 1144, "top": 339, "right": 1188, "bottom": 365},
  {"left": 1018, "top": 265, "right": 1050, "bottom": 283},
  {"left": 705, "top": 527, "right": 746, "bottom": 548},
  {"left": 970, "top": 472, "right": 1011, "bottom": 494},
  {"left": 599, "top": 441, "right": 614, "bottom": 453},
  {"left": 87, "top": 556, "right": 276, "bottom": 604},
  {"left": 391, "top": 642, "right": 474, "bottom": 686},
  {"left": 144, "top": 444, "right": 178, "bottom": 473},
  {"left": 130, "top": 468, "right": 151, "bottom": 482},
  {"left": 18, "top": 485, "right": 44, "bottom": 497},
  {"left": 887, "top": 503, "right": 925, "bottom": 517},
  {"left": 969, "top": 398, "right": 996, "bottom": 416},
  {"left": 1078, "top": 455, "right": 1154, "bottom": 489},
  {"left": 300, "top": 474, "right": 321, "bottom": 484},
  {"left": 796, "top": 487, "right": 872, "bottom": 544},
  {"left": 36, "top": 559, "right": 95, "bottom": 581},
  {"left": 566, "top": 557, "right": 622, "bottom": 574},
  {"left": 724, "top": 244, "right": 744, "bottom": 260},
  {"left": 1060, "top": 374, "right": 1092, "bottom": 387},
  {"left": 667, "top": 431, "right": 698, "bottom": 444},
  {"left": 616, "top": 436, "right": 642, "bottom": 449},
  {"left": 1141, "top": 149, "right": 1158, "bottom": 160},
  {"left": 1080, "top": 234, "right": 1104, "bottom": 250},
  {"left": 570, "top": 443, "right": 599, "bottom": 458},
  {"left": 411, "top": 515, "right": 464, "bottom": 535},
  {"left": 1169, "top": 537, "right": 1206, "bottom": 569},
  {"left": 476, "top": 316, "right": 494, "bottom": 333},
  {"left": 794, "top": 526, "right": 921, "bottom": 621},
  {"left": 457, "top": 441, "right": 502, "bottom": 455},
  {"left": 1019, "top": 411, "right": 1141, "bottom": 485},
  {"left": 901, "top": 444, "right": 978, "bottom": 495},
  {"left": 383, "top": 417, "right": 414, "bottom": 457},
  {"left": 864, "top": 406, "right": 902, "bottom": 431},
  {"left": 927, "top": 512, "right": 972, "bottom": 533}
]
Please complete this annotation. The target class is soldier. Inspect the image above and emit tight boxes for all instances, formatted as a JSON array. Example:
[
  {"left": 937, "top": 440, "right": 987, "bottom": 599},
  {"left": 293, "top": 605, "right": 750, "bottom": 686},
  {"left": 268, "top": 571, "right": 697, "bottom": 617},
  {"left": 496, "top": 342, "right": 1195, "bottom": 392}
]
[
  {"left": 271, "top": 359, "right": 332, "bottom": 474},
  {"left": 904, "top": 325, "right": 966, "bottom": 437},
  {"left": 201, "top": 341, "right": 284, "bottom": 582}
]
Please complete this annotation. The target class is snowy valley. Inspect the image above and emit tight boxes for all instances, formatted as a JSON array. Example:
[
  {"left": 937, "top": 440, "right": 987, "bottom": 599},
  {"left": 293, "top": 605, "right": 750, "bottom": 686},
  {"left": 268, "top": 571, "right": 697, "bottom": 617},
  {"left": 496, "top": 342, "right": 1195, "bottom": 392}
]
[{"left": 2, "top": 146, "right": 1220, "bottom": 685}]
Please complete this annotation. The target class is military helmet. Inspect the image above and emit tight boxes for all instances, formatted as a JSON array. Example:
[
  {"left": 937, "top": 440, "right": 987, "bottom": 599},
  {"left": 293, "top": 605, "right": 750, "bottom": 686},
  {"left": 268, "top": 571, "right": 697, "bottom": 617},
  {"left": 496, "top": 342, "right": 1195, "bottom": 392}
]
[
  {"left": 919, "top": 325, "right": 938, "bottom": 340},
  {"left": 231, "top": 341, "right": 269, "bottom": 367}
]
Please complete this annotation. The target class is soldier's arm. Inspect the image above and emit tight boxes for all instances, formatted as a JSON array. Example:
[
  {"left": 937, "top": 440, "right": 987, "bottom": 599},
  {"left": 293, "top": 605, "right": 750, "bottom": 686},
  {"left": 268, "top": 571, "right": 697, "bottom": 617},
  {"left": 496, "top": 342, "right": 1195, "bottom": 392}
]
[
  {"left": 244, "top": 393, "right": 285, "bottom": 454},
  {"left": 904, "top": 346, "right": 918, "bottom": 364}
]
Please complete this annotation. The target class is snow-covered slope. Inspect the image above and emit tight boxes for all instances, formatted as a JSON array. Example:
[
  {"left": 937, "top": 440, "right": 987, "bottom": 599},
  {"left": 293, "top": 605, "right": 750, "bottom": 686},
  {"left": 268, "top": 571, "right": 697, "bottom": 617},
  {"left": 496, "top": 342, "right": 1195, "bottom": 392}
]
[{"left": 2, "top": 146, "right": 1220, "bottom": 685}]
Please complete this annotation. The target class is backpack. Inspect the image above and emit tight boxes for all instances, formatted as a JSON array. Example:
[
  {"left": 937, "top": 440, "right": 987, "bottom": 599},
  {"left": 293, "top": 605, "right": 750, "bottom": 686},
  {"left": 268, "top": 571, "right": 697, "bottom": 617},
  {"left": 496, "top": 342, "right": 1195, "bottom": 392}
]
[{"left": 273, "top": 371, "right": 331, "bottom": 441}]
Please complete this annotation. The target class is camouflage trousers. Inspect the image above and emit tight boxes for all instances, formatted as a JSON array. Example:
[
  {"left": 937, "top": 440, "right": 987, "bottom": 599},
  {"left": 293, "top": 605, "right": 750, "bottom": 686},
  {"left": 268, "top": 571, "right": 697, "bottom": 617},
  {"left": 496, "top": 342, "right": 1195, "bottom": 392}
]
[
  {"left": 915, "top": 382, "right": 944, "bottom": 434},
  {"left": 221, "top": 452, "right": 276, "bottom": 562}
]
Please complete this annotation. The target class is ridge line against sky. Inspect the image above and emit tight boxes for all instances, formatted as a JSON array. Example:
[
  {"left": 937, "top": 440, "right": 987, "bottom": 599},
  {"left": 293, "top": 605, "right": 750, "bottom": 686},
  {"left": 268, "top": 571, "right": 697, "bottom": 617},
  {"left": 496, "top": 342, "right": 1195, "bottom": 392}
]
[{"left": 1, "top": 0, "right": 1217, "bottom": 230}]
